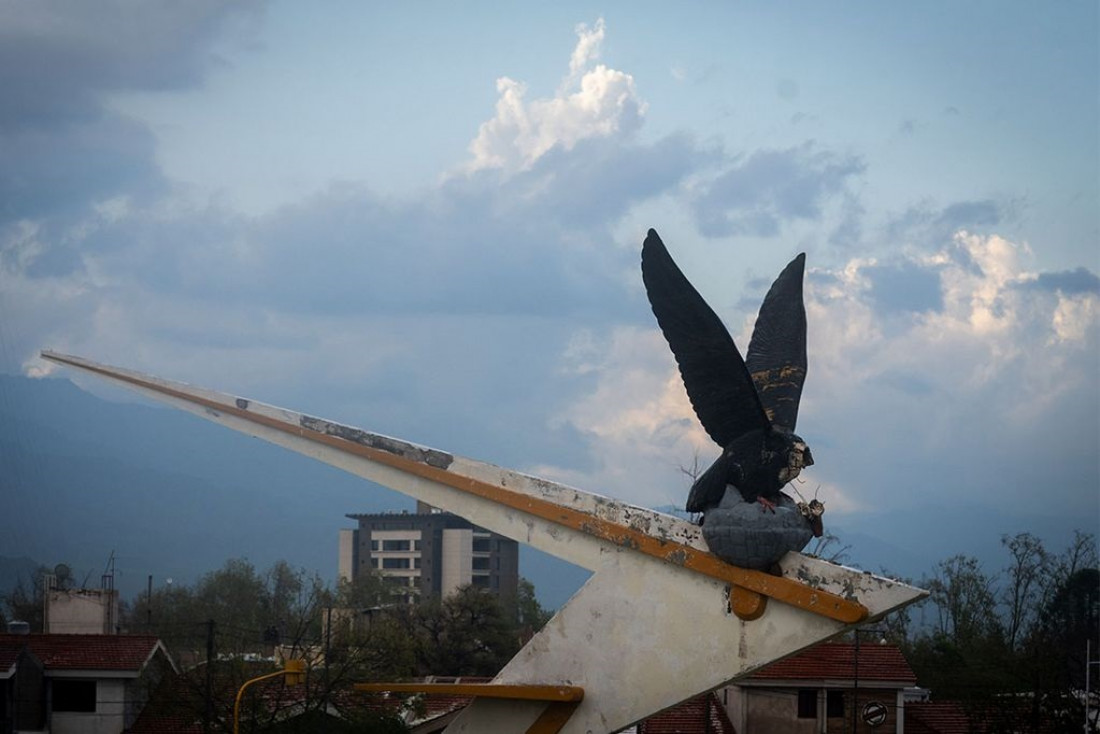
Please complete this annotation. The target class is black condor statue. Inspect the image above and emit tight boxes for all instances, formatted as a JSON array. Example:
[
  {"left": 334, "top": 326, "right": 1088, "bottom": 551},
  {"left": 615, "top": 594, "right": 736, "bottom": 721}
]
[{"left": 641, "top": 229, "right": 824, "bottom": 570}]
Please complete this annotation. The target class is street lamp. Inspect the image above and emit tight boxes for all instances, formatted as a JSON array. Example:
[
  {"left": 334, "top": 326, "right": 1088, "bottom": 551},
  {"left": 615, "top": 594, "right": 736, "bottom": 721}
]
[{"left": 232, "top": 659, "right": 306, "bottom": 734}]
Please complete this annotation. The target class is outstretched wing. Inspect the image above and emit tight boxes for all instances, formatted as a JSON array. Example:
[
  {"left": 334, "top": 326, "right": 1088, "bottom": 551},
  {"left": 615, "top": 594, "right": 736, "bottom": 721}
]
[
  {"left": 641, "top": 229, "right": 770, "bottom": 448},
  {"left": 745, "top": 253, "right": 807, "bottom": 434}
]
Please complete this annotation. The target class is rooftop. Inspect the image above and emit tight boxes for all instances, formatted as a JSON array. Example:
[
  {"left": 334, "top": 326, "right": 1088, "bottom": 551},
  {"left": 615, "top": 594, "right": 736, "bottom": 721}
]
[
  {"left": 0, "top": 633, "right": 168, "bottom": 672},
  {"left": 747, "top": 641, "right": 917, "bottom": 685}
]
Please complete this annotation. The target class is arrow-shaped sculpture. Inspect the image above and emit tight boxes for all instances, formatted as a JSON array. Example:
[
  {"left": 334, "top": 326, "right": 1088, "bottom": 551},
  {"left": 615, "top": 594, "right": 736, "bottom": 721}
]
[{"left": 41, "top": 350, "right": 926, "bottom": 733}]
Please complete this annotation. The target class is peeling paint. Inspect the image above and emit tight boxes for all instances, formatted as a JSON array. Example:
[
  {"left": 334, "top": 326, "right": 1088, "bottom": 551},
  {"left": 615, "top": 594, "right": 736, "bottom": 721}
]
[
  {"left": 666, "top": 549, "right": 688, "bottom": 566},
  {"left": 299, "top": 415, "right": 454, "bottom": 469}
]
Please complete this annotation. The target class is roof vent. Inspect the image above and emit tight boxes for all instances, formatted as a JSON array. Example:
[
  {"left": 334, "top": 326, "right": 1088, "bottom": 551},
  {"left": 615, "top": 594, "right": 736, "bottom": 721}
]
[{"left": 7, "top": 620, "right": 30, "bottom": 635}]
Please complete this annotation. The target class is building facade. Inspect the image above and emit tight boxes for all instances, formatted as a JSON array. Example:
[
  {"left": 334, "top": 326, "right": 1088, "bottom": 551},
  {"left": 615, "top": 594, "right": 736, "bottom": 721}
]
[{"left": 340, "top": 503, "right": 519, "bottom": 603}]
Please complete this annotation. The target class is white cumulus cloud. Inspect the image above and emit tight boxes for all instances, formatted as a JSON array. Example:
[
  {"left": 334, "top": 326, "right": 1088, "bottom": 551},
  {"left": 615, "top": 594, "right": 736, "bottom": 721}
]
[{"left": 465, "top": 18, "right": 646, "bottom": 175}]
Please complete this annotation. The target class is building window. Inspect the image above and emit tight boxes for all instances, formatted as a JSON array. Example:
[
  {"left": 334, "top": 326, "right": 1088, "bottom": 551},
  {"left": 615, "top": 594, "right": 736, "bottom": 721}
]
[
  {"left": 472, "top": 538, "right": 491, "bottom": 553},
  {"left": 472, "top": 557, "right": 491, "bottom": 571},
  {"left": 382, "top": 558, "right": 410, "bottom": 569},
  {"left": 826, "top": 690, "right": 845, "bottom": 718},
  {"left": 797, "top": 689, "right": 816, "bottom": 719},
  {"left": 414, "top": 558, "right": 421, "bottom": 569},
  {"left": 371, "top": 540, "right": 379, "bottom": 551},
  {"left": 53, "top": 680, "right": 97, "bottom": 713},
  {"left": 370, "top": 558, "right": 379, "bottom": 568},
  {"left": 382, "top": 540, "right": 410, "bottom": 552},
  {"left": 414, "top": 540, "right": 422, "bottom": 551},
  {"left": 472, "top": 576, "right": 490, "bottom": 588}
]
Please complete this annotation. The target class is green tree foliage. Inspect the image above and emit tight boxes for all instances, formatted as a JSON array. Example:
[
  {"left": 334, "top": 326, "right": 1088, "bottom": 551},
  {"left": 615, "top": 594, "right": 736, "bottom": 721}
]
[
  {"left": 394, "top": 584, "right": 522, "bottom": 677},
  {"left": 899, "top": 530, "right": 1099, "bottom": 729},
  {"left": 512, "top": 577, "right": 553, "bottom": 636},
  {"left": 120, "top": 560, "right": 556, "bottom": 732}
]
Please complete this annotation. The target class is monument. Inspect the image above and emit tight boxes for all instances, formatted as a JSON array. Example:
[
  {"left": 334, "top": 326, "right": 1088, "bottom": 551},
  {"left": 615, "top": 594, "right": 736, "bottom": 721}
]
[{"left": 41, "top": 229, "right": 926, "bottom": 733}]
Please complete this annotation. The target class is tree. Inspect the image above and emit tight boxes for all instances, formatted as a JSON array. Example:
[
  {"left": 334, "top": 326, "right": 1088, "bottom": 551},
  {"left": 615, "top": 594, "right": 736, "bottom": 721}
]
[
  {"left": 1, "top": 569, "right": 46, "bottom": 631},
  {"left": 925, "top": 554, "right": 1000, "bottom": 647},
  {"left": 400, "top": 585, "right": 521, "bottom": 677},
  {"left": 512, "top": 577, "right": 553, "bottom": 636},
  {"left": 999, "top": 532, "right": 1050, "bottom": 651}
]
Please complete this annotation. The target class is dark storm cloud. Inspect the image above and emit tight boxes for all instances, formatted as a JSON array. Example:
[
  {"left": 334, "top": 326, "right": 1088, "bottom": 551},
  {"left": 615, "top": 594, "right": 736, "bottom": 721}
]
[
  {"left": 692, "top": 142, "right": 865, "bottom": 238},
  {"left": 0, "top": 1, "right": 266, "bottom": 232},
  {"left": 0, "top": 115, "right": 162, "bottom": 230},
  {"left": 864, "top": 261, "right": 944, "bottom": 314},
  {"left": 0, "top": 1, "right": 266, "bottom": 130}
]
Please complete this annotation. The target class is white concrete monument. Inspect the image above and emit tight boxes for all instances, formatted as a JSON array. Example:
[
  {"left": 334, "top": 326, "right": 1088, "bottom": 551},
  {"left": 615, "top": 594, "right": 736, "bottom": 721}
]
[{"left": 42, "top": 350, "right": 926, "bottom": 734}]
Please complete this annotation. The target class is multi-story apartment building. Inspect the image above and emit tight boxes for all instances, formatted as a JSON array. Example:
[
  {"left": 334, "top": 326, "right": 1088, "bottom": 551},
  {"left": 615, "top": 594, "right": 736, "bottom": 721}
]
[{"left": 340, "top": 502, "right": 519, "bottom": 603}]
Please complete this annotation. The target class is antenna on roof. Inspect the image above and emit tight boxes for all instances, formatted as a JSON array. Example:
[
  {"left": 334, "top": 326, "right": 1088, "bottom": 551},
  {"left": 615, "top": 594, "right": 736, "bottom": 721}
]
[{"left": 101, "top": 550, "right": 116, "bottom": 591}]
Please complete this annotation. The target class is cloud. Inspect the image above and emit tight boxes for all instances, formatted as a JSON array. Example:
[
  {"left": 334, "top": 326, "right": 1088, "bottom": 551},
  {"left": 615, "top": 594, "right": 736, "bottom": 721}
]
[
  {"left": 464, "top": 18, "right": 647, "bottom": 175},
  {"left": 885, "top": 199, "right": 1008, "bottom": 251},
  {"left": 543, "top": 230, "right": 1098, "bottom": 520},
  {"left": 863, "top": 261, "right": 944, "bottom": 315},
  {"left": 691, "top": 142, "right": 865, "bottom": 238},
  {"left": 0, "top": 0, "right": 265, "bottom": 233},
  {"left": 1017, "top": 266, "right": 1100, "bottom": 296}
]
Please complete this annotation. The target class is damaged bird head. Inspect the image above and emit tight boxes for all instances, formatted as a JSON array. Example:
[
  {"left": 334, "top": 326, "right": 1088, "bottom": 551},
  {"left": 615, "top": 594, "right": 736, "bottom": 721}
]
[{"left": 776, "top": 433, "right": 813, "bottom": 485}]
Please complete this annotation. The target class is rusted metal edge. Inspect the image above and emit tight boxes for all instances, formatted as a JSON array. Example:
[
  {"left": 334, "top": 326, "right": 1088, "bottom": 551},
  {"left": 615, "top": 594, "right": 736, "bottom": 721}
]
[
  {"left": 354, "top": 683, "right": 584, "bottom": 702},
  {"left": 41, "top": 351, "right": 868, "bottom": 624}
]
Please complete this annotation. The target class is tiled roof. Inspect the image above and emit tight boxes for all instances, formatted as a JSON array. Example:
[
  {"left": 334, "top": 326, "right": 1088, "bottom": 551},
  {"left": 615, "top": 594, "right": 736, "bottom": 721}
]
[
  {"left": 904, "top": 701, "right": 974, "bottom": 734},
  {"left": 638, "top": 693, "right": 736, "bottom": 734},
  {"left": 748, "top": 642, "right": 917, "bottom": 684},
  {"left": 0, "top": 634, "right": 163, "bottom": 672},
  {"left": 0, "top": 638, "right": 27, "bottom": 673}
]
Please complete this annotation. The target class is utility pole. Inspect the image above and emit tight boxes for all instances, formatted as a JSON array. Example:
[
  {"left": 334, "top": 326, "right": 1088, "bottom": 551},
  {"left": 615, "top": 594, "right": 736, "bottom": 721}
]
[
  {"left": 204, "top": 619, "right": 215, "bottom": 734},
  {"left": 1087, "top": 638, "right": 1099, "bottom": 734},
  {"left": 852, "top": 632, "right": 860, "bottom": 734},
  {"left": 322, "top": 607, "right": 332, "bottom": 715}
]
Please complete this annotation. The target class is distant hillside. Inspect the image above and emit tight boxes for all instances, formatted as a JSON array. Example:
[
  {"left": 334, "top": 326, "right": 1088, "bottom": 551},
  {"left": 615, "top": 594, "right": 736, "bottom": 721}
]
[{"left": 0, "top": 375, "right": 588, "bottom": 609}]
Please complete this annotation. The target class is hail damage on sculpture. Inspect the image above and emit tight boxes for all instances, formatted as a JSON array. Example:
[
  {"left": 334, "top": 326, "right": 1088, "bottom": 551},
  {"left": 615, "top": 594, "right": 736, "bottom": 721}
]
[{"left": 642, "top": 229, "right": 824, "bottom": 570}]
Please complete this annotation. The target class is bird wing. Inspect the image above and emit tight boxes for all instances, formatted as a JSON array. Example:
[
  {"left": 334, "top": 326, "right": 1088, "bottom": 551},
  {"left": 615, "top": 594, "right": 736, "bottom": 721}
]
[
  {"left": 745, "top": 253, "right": 807, "bottom": 434},
  {"left": 641, "top": 229, "right": 770, "bottom": 448}
]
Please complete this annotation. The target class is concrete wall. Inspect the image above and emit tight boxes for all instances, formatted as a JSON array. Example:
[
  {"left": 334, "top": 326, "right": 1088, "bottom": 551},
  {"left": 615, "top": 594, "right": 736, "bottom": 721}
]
[
  {"left": 441, "top": 528, "right": 473, "bottom": 597},
  {"left": 51, "top": 679, "right": 125, "bottom": 734},
  {"left": 45, "top": 590, "right": 118, "bottom": 635},
  {"left": 745, "top": 688, "right": 818, "bottom": 734},
  {"left": 338, "top": 528, "right": 357, "bottom": 583}
]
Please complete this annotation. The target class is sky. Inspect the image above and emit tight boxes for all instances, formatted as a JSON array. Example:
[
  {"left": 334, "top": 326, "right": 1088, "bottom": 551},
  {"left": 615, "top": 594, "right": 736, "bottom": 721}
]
[{"left": 1, "top": 1, "right": 1097, "bottom": 586}]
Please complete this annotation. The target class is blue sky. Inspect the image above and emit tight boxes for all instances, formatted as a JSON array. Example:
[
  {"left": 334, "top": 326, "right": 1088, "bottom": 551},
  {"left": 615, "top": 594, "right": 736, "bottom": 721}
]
[{"left": 2, "top": 1, "right": 1097, "bottom": 581}]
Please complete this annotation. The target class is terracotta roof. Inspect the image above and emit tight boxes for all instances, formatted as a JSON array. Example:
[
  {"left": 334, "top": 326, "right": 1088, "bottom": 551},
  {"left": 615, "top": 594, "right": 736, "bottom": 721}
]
[
  {"left": 638, "top": 693, "right": 736, "bottom": 734},
  {"left": 0, "top": 638, "right": 28, "bottom": 674},
  {"left": 748, "top": 642, "right": 917, "bottom": 684},
  {"left": 905, "top": 701, "right": 974, "bottom": 734},
  {"left": 0, "top": 633, "right": 164, "bottom": 672}
]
